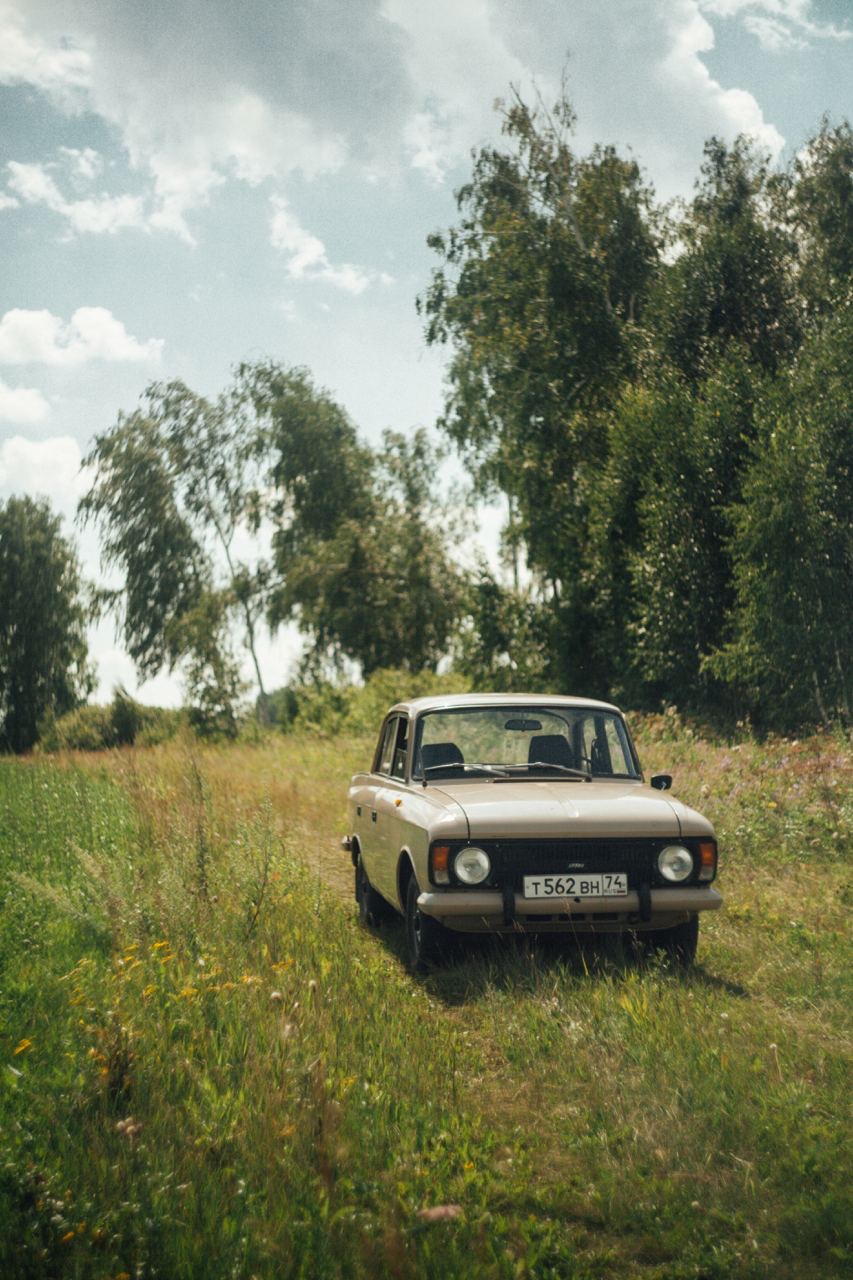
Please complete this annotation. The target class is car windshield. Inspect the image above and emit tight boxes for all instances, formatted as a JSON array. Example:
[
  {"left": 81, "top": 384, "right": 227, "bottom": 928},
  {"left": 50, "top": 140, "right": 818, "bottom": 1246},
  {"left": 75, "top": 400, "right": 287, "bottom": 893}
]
[{"left": 413, "top": 706, "right": 639, "bottom": 780}]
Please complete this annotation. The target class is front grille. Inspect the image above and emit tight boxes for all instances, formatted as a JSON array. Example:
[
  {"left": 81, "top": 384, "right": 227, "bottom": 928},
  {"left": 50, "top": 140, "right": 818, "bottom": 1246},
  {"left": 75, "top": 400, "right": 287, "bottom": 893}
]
[{"left": 482, "top": 838, "right": 670, "bottom": 890}]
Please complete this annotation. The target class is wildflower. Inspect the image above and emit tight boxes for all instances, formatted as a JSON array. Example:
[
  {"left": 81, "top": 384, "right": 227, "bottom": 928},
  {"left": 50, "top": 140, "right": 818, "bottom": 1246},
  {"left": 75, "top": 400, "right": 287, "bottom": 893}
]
[
  {"left": 152, "top": 941, "right": 169, "bottom": 950},
  {"left": 270, "top": 990, "right": 283, "bottom": 1002},
  {"left": 13, "top": 1038, "right": 32, "bottom": 1055},
  {"left": 61, "top": 1231, "right": 75, "bottom": 1244},
  {"left": 417, "top": 1204, "right": 462, "bottom": 1223}
]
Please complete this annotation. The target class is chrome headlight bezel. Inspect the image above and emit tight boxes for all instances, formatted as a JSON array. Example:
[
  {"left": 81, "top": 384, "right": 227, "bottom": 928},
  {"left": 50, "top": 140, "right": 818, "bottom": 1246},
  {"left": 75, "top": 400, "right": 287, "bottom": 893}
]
[
  {"left": 453, "top": 846, "right": 491, "bottom": 885},
  {"left": 658, "top": 844, "right": 695, "bottom": 883}
]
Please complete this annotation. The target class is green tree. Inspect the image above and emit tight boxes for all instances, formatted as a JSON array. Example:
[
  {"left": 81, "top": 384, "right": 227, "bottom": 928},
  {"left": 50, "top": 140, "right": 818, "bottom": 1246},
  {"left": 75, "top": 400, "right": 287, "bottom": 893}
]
[
  {"left": 787, "top": 118, "right": 853, "bottom": 315},
  {"left": 451, "top": 566, "right": 551, "bottom": 691},
  {"left": 0, "top": 496, "right": 92, "bottom": 752},
  {"left": 80, "top": 380, "right": 269, "bottom": 721},
  {"left": 652, "top": 136, "right": 800, "bottom": 380},
  {"left": 241, "top": 362, "right": 462, "bottom": 676},
  {"left": 709, "top": 298, "right": 852, "bottom": 729},
  {"left": 420, "top": 85, "right": 660, "bottom": 690},
  {"left": 583, "top": 349, "right": 760, "bottom": 712}
]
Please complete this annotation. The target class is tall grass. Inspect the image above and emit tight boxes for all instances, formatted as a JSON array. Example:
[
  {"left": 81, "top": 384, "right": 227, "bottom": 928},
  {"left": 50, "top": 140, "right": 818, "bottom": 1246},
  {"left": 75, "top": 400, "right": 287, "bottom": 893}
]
[{"left": 1, "top": 724, "right": 850, "bottom": 1278}]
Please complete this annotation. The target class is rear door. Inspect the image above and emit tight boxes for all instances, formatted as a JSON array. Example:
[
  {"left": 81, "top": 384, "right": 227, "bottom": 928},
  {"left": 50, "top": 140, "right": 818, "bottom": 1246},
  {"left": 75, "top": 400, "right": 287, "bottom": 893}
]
[
  {"left": 360, "top": 715, "right": 399, "bottom": 901},
  {"left": 370, "top": 716, "right": 411, "bottom": 902}
]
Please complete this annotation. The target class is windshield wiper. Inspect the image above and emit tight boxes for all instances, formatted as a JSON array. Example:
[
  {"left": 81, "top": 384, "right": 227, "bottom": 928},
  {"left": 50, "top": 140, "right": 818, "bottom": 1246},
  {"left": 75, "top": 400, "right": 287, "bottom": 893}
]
[
  {"left": 421, "top": 762, "right": 509, "bottom": 784},
  {"left": 494, "top": 761, "right": 592, "bottom": 782}
]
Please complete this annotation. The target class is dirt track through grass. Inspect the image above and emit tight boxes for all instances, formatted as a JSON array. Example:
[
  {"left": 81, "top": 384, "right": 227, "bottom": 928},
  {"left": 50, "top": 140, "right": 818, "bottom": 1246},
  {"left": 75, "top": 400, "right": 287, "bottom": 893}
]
[{"left": 1, "top": 724, "right": 850, "bottom": 1278}]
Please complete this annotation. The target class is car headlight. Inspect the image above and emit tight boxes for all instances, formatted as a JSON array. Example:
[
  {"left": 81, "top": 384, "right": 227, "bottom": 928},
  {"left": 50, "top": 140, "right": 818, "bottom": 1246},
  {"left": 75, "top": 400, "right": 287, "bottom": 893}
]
[
  {"left": 454, "top": 846, "right": 491, "bottom": 885},
  {"left": 658, "top": 845, "right": 694, "bottom": 883}
]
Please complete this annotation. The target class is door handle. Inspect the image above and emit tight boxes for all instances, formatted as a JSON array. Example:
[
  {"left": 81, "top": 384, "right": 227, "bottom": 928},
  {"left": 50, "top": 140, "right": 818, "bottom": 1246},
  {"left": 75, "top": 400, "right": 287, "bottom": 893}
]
[{"left": 371, "top": 810, "right": 377, "bottom": 823}]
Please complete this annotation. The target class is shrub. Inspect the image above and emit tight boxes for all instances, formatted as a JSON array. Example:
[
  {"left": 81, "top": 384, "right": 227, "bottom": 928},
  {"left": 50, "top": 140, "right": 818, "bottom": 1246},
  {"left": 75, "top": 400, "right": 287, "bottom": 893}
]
[
  {"left": 38, "top": 689, "right": 182, "bottom": 752},
  {"left": 266, "top": 667, "right": 471, "bottom": 737}
]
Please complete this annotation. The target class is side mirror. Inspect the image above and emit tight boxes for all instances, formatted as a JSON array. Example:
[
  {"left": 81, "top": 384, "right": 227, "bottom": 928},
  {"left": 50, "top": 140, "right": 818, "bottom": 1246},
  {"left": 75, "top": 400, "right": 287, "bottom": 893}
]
[{"left": 650, "top": 774, "right": 672, "bottom": 791}]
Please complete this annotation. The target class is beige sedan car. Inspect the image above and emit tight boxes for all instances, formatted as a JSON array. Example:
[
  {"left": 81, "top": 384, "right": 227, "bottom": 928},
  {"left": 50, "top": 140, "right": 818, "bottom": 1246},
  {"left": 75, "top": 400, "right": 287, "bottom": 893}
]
[{"left": 343, "top": 694, "right": 722, "bottom": 971}]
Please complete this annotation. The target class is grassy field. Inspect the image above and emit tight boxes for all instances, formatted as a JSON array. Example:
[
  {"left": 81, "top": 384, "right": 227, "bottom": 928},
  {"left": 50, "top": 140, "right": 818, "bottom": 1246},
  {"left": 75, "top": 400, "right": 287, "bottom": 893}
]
[{"left": 0, "top": 718, "right": 850, "bottom": 1278}]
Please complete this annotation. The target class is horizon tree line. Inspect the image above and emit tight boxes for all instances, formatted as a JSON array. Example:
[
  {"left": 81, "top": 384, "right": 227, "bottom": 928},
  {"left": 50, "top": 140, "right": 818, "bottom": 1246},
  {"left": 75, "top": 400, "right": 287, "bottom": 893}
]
[{"left": 1, "top": 88, "right": 850, "bottom": 750}]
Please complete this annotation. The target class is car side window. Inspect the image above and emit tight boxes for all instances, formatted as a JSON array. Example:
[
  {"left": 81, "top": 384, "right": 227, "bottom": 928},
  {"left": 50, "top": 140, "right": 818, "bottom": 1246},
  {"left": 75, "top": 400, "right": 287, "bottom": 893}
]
[
  {"left": 375, "top": 717, "right": 397, "bottom": 776},
  {"left": 391, "top": 717, "right": 409, "bottom": 780}
]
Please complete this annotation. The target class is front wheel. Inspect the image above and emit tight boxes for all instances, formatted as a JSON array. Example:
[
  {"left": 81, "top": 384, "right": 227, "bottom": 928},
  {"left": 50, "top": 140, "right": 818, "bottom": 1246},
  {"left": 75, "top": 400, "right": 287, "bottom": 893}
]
[
  {"left": 643, "top": 913, "right": 699, "bottom": 968},
  {"left": 405, "top": 875, "right": 447, "bottom": 973}
]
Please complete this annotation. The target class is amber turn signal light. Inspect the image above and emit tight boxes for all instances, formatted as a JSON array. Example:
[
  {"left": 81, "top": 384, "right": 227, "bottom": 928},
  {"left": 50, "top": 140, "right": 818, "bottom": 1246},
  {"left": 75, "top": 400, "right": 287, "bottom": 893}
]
[
  {"left": 698, "top": 840, "right": 717, "bottom": 882},
  {"left": 431, "top": 844, "right": 451, "bottom": 885}
]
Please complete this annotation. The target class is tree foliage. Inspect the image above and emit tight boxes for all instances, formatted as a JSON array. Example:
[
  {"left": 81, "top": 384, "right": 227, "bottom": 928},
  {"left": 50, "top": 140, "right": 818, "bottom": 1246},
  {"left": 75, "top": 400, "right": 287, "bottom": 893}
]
[
  {"left": 709, "top": 300, "right": 852, "bottom": 729},
  {"left": 425, "top": 83, "right": 852, "bottom": 729},
  {"left": 81, "top": 364, "right": 462, "bottom": 718},
  {"left": 0, "top": 496, "right": 92, "bottom": 752},
  {"left": 240, "top": 361, "right": 462, "bottom": 677}
]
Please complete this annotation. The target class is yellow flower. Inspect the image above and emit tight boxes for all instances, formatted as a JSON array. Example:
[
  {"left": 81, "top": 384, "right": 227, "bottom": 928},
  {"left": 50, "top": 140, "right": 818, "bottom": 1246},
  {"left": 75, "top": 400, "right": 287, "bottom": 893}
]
[
  {"left": 178, "top": 987, "right": 198, "bottom": 999},
  {"left": 152, "top": 940, "right": 169, "bottom": 950},
  {"left": 13, "top": 1038, "right": 32, "bottom": 1055},
  {"left": 61, "top": 1230, "right": 75, "bottom": 1244}
]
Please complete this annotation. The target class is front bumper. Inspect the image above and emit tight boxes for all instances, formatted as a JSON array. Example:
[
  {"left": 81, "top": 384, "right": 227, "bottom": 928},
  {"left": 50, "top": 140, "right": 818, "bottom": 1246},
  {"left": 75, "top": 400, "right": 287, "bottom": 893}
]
[{"left": 418, "top": 885, "right": 722, "bottom": 927}]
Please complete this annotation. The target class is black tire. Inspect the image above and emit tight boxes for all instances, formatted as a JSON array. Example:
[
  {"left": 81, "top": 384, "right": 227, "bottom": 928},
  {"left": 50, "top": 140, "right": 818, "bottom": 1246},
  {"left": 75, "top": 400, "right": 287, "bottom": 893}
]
[
  {"left": 644, "top": 913, "right": 699, "bottom": 968},
  {"left": 355, "top": 858, "right": 389, "bottom": 929},
  {"left": 404, "top": 875, "right": 447, "bottom": 973}
]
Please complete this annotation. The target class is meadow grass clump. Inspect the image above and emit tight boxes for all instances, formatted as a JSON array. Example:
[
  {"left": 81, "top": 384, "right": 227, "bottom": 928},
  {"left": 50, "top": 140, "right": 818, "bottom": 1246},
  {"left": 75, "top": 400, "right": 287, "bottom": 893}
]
[{"left": 0, "top": 725, "right": 850, "bottom": 1278}]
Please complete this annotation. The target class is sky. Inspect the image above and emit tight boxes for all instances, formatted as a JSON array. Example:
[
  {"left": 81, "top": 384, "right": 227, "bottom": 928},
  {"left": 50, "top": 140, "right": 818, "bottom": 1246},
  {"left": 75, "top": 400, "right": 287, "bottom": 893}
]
[{"left": 0, "top": 0, "right": 850, "bottom": 706}]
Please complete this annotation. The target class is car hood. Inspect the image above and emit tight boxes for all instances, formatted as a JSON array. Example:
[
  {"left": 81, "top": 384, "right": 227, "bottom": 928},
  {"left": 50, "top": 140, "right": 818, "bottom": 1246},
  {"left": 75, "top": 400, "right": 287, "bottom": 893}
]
[{"left": 429, "top": 779, "right": 685, "bottom": 839}]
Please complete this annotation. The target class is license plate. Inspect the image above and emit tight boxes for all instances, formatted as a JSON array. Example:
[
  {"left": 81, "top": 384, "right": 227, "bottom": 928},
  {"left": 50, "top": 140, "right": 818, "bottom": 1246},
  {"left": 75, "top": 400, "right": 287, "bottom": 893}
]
[{"left": 523, "top": 873, "right": 628, "bottom": 899}]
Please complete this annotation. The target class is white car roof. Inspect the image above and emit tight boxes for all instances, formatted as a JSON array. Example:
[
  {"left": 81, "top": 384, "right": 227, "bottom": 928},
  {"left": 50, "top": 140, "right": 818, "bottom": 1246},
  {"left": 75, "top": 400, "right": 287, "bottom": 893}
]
[{"left": 389, "top": 692, "right": 622, "bottom": 716}]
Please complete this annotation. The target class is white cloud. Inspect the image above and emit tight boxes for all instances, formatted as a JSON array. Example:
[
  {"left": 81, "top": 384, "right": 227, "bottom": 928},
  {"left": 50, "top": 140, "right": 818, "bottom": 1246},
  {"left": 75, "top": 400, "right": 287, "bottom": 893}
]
[
  {"left": 700, "top": 1, "right": 852, "bottom": 51},
  {"left": 0, "top": 435, "right": 91, "bottom": 500},
  {"left": 384, "top": 0, "right": 787, "bottom": 201},
  {"left": 7, "top": 0, "right": 375, "bottom": 240},
  {"left": 3, "top": 0, "right": 800, "bottom": 238},
  {"left": 0, "top": 192, "right": 19, "bottom": 211},
  {"left": 0, "top": 307, "right": 163, "bottom": 366},
  {"left": 662, "top": 2, "right": 785, "bottom": 157},
  {"left": 269, "top": 197, "right": 372, "bottom": 294},
  {"left": 384, "top": 0, "right": 538, "bottom": 182},
  {"left": 58, "top": 145, "right": 103, "bottom": 182},
  {"left": 0, "top": 379, "right": 50, "bottom": 423},
  {"left": 0, "top": 0, "right": 90, "bottom": 104},
  {"left": 7, "top": 159, "right": 147, "bottom": 236}
]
